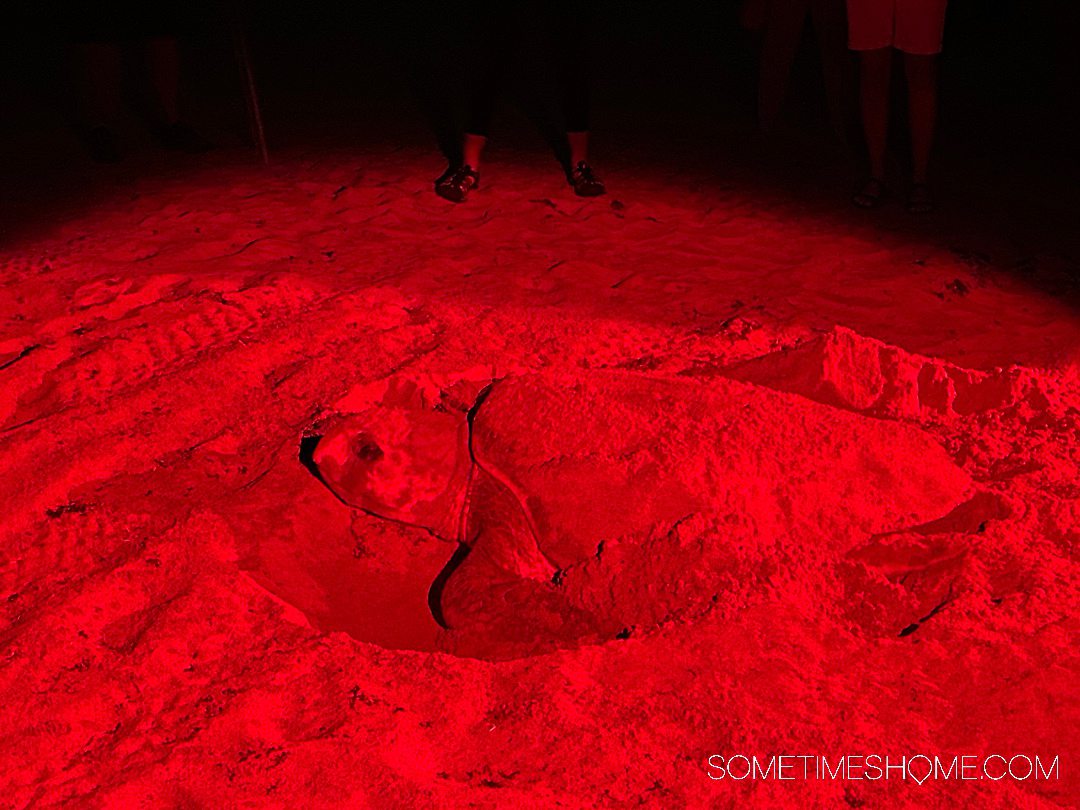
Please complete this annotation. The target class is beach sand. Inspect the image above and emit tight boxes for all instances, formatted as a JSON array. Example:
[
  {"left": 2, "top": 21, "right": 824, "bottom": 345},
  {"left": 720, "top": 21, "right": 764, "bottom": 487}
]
[{"left": 1, "top": 142, "right": 1077, "bottom": 807}]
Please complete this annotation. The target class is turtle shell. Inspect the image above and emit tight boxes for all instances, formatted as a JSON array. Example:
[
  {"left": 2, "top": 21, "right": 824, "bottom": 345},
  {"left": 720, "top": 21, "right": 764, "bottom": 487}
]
[{"left": 314, "top": 369, "right": 974, "bottom": 657}]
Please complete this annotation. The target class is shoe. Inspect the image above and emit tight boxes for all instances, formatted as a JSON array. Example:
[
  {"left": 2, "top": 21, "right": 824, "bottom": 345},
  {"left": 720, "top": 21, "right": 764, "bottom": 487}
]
[
  {"left": 83, "top": 126, "right": 122, "bottom": 164},
  {"left": 435, "top": 164, "right": 480, "bottom": 203},
  {"left": 569, "top": 161, "right": 605, "bottom": 197},
  {"left": 155, "top": 122, "right": 213, "bottom": 153}
]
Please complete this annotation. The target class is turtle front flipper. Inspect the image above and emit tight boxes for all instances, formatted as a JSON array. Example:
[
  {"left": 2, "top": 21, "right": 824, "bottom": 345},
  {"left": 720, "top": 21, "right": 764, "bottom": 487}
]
[
  {"left": 459, "top": 465, "right": 557, "bottom": 581},
  {"left": 431, "top": 460, "right": 602, "bottom": 658},
  {"left": 434, "top": 539, "right": 602, "bottom": 660}
]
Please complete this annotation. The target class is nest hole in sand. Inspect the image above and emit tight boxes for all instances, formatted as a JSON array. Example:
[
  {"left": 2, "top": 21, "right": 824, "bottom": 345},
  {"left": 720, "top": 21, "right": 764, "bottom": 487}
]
[{"left": 243, "top": 365, "right": 1003, "bottom": 661}]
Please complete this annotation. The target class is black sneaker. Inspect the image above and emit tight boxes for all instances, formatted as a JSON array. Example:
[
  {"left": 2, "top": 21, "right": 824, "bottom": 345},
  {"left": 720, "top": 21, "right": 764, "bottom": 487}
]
[
  {"left": 569, "top": 161, "right": 605, "bottom": 197},
  {"left": 435, "top": 164, "right": 480, "bottom": 203}
]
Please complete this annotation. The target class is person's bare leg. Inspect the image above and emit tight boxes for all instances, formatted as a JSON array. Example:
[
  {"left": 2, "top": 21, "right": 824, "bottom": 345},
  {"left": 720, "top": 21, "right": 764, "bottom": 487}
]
[
  {"left": 566, "top": 130, "right": 604, "bottom": 195},
  {"left": 567, "top": 130, "right": 588, "bottom": 166},
  {"left": 859, "top": 47, "right": 892, "bottom": 180},
  {"left": 436, "top": 134, "right": 485, "bottom": 201},
  {"left": 758, "top": 0, "right": 810, "bottom": 132},
  {"left": 904, "top": 53, "right": 938, "bottom": 185},
  {"left": 69, "top": 41, "right": 124, "bottom": 161},
  {"left": 436, "top": 4, "right": 497, "bottom": 202},
  {"left": 71, "top": 42, "right": 123, "bottom": 128},
  {"left": 462, "top": 133, "right": 487, "bottom": 171},
  {"left": 143, "top": 35, "right": 211, "bottom": 153},
  {"left": 145, "top": 35, "right": 181, "bottom": 126}
]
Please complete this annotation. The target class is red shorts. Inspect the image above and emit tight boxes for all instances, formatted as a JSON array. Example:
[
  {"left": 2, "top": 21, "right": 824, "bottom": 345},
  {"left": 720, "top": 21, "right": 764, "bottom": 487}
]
[{"left": 847, "top": 0, "right": 948, "bottom": 55}]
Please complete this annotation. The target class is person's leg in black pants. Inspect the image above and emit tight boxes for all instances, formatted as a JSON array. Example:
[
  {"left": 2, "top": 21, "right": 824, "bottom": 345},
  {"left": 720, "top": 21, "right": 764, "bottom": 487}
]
[
  {"left": 436, "top": 2, "right": 513, "bottom": 201},
  {"left": 548, "top": 0, "right": 604, "bottom": 195},
  {"left": 461, "top": 3, "right": 515, "bottom": 172},
  {"left": 436, "top": 0, "right": 604, "bottom": 201}
]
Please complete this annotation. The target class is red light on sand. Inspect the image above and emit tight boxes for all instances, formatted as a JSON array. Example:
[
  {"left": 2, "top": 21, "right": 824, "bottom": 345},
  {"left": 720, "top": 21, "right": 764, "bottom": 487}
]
[{"left": 0, "top": 148, "right": 1076, "bottom": 807}]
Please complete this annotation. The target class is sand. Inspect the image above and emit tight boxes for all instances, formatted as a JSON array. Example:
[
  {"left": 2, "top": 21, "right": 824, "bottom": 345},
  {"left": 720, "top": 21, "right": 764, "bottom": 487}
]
[{"left": 0, "top": 145, "right": 1077, "bottom": 807}]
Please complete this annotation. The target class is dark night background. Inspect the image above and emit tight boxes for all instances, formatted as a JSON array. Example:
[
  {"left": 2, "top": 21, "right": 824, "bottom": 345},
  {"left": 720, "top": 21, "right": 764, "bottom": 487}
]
[{"left": 1, "top": 2, "right": 1077, "bottom": 242}]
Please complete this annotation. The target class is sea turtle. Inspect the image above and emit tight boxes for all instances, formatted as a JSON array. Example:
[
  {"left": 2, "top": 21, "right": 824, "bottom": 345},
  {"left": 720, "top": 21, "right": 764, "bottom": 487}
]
[{"left": 311, "top": 369, "right": 973, "bottom": 658}]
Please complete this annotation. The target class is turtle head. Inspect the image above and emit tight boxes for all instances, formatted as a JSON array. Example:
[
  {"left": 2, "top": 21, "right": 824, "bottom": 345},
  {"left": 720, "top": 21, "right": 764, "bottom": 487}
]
[{"left": 310, "top": 383, "right": 474, "bottom": 540}]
